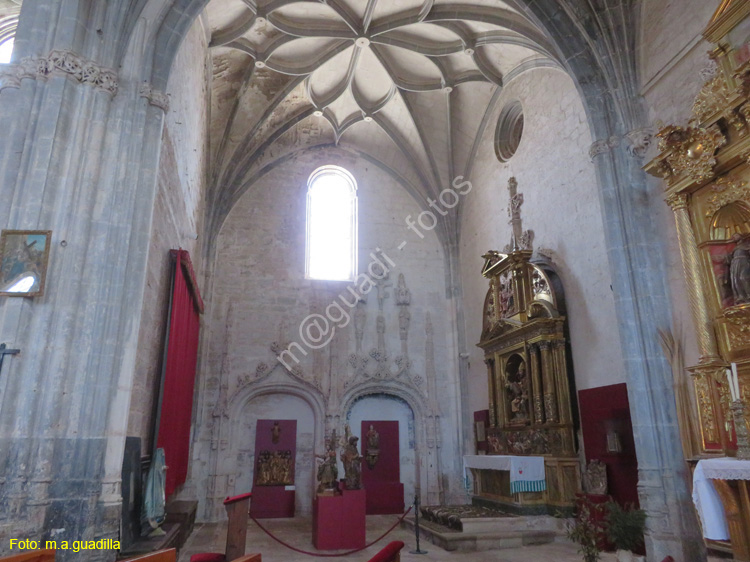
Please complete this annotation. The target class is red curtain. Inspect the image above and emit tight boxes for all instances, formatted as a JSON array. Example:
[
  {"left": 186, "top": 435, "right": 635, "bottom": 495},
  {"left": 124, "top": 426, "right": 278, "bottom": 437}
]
[{"left": 157, "top": 250, "right": 203, "bottom": 497}]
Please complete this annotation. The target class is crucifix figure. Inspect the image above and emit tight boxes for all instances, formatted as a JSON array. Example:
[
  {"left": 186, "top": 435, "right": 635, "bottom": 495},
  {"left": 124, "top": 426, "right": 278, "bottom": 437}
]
[
  {"left": 0, "top": 343, "right": 20, "bottom": 378},
  {"left": 506, "top": 177, "right": 533, "bottom": 251}
]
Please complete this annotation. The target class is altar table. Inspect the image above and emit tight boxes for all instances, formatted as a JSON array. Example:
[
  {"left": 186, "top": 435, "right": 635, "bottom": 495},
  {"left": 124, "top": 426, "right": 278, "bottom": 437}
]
[
  {"left": 463, "top": 454, "right": 546, "bottom": 494},
  {"left": 693, "top": 457, "right": 750, "bottom": 560}
]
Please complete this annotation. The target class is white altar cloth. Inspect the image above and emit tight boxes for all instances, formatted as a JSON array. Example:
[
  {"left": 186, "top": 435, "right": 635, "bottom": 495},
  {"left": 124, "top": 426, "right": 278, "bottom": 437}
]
[
  {"left": 692, "top": 458, "right": 750, "bottom": 540},
  {"left": 463, "top": 455, "right": 546, "bottom": 494}
]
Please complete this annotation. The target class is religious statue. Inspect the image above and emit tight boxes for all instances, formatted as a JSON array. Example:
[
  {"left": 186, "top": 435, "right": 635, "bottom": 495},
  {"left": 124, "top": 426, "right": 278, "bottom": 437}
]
[
  {"left": 316, "top": 430, "right": 339, "bottom": 495},
  {"left": 498, "top": 272, "right": 514, "bottom": 318},
  {"left": 505, "top": 361, "right": 529, "bottom": 423},
  {"left": 271, "top": 421, "right": 281, "bottom": 444},
  {"left": 340, "top": 426, "right": 362, "bottom": 489},
  {"left": 365, "top": 424, "right": 380, "bottom": 469},
  {"left": 255, "top": 449, "right": 293, "bottom": 486},
  {"left": 582, "top": 460, "right": 608, "bottom": 495},
  {"left": 729, "top": 233, "right": 750, "bottom": 304}
]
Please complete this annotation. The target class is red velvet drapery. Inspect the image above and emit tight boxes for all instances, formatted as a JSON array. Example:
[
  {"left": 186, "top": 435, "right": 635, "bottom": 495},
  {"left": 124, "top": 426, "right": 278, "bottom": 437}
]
[{"left": 157, "top": 249, "right": 203, "bottom": 497}]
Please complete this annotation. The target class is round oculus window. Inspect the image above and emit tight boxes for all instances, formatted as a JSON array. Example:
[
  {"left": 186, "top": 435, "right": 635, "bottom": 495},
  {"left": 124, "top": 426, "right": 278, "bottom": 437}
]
[{"left": 495, "top": 101, "right": 524, "bottom": 162}]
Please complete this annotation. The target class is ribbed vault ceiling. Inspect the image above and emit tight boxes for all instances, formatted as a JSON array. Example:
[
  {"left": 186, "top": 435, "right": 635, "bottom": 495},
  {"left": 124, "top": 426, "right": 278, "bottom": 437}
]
[{"left": 204, "top": 0, "right": 563, "bottom": 239}]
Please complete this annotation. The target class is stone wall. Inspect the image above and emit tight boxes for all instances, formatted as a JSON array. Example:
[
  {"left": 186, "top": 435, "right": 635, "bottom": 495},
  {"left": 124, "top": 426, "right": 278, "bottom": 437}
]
[
  {"left": 187, "top": 146, "right": 465, "bottom": 520},
  {"left": 128, "top": 17, "right": 210, "bottom": 456},
  {"left": 460, "top": 68, "right": 626, "bottom": 418}
]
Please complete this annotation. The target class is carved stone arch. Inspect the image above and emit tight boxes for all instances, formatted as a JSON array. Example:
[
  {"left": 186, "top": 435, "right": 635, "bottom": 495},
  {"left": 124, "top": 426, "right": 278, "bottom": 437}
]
[
  {"left": 227, "top": 380, "right": 327, "bottom": 425},
  {"left": 339, "top": 381, "right": 429, "bottom": 424},
  {"left": 203, "top": 381, "right": 327, "bottom": 520},
  {"left": 338, "top": 380, "right": 443, "bottom": 500}
]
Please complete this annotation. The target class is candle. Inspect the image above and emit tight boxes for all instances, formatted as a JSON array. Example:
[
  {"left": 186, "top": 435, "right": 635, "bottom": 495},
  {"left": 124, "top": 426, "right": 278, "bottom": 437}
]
[
  {"left": 727, "top": 368, "right": 738, "bottom": 401},
  {"left": 732, "top": 363, "right": 741, "bottom": 401}
]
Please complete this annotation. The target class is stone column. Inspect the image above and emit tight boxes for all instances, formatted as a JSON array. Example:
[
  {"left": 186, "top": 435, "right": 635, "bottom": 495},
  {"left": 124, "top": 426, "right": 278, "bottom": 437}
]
[
  {"left": 0, "top": 3, "right": 174, "bottom": 560},
  {"left": 665, "top": 193, "right": 720, "bottom": 362},
  {"left": 539, "top": 342, "right": 558, "bottom": 423},
  {"left": 589, "top": 139, "right": 707, "bottom": 561},
  {"left": 529, "top": 344, "right": 544, "bottom": 424}
]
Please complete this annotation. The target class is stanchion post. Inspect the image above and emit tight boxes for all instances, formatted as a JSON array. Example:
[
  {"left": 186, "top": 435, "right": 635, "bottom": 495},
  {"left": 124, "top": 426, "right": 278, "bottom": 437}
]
[{"left": 409, "top": 492, "right": 428, "bottom": 555}]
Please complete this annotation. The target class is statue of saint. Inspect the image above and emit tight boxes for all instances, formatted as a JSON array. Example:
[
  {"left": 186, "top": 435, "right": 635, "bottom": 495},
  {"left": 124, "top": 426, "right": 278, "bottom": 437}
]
[
  {"left": 505, "top": 361, "right": 529, "bottom": 422},
  {"left": 729, "top": 233, "right": 750, "bottom": 304},
  {"left": 316, "top": 449, "right": 338, "bottom": 494},
  {"left": 340, "top": 435, "right": 362, "bottom": 489},
  {"left": 271, "top": 421, "right": 281, "bottom": 444},
  {"left": 365, "top": 424, "right": 380, "bottom": 469},
  {"left": 316, "top": 430, "right": 339, "bottom": 495}
]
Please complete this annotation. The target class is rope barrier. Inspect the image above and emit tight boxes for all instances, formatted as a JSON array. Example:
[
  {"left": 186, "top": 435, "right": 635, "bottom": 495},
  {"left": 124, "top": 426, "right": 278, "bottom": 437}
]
[{"left": 250, "top": 504, "right": 413, "bottom": 557}]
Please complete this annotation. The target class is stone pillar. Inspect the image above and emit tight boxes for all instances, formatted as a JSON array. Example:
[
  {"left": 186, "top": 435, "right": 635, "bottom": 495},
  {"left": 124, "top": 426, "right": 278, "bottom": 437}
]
[
  {"left": 529, "top": 344, "right": 544, "bottom": 424},
  {"left": 590, "top": 139, "right": 706, "bottom": 562},
  {"left": 539, "top": 342, "right": 558, "bottom": 423},
  {"left": 0, "top": 3, "right": 173, "bottom": 560}
]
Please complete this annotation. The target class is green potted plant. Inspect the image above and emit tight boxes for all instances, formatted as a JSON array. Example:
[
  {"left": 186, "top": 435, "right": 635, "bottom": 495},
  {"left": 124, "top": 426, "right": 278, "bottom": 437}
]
[
  {"left": 567, "top": 502, "right": 603, "bottom": 562},
  {"left": 605, "top": 501, "right": 647, "bottom": 562}
]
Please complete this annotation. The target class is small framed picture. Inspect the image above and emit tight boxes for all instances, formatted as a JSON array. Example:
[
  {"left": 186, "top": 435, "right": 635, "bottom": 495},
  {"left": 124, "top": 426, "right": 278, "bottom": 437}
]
[{"left": 0, "top": 230, "right": 52, "bottom": 297}]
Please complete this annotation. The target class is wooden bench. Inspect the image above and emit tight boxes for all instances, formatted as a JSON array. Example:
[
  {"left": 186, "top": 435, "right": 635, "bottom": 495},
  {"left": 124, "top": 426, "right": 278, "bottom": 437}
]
[{"left": 0, "top": 551, "right": 55, "bottom": 562}]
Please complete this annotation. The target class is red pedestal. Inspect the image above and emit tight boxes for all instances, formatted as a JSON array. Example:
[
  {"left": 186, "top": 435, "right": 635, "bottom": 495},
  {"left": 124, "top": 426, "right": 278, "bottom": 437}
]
[
  {"left": 249, "top": 486, "right": 295, "bottom": 518},
  {"left": 313, "top": 489, "right": 366, "bottom": 550},
  {"left": 364, "top": 482, "right": 404, "bottom": 515}
]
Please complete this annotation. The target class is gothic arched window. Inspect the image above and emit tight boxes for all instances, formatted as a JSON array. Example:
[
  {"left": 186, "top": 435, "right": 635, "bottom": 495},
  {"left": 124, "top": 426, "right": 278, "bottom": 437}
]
[{"left": 306, "top": 165, "right": 358, "bottom": 281}]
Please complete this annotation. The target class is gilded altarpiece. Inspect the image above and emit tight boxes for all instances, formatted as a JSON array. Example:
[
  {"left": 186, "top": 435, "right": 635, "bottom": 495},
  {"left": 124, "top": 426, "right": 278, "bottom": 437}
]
[
  {"left": 646, "top": 3, "right": 750, "bottom": 557},
  {"left": 476, "top": 178, "right": 580, "bottom": 510},
  {"left": 645, "top": 11, "right": 750, "bottom": 458}
]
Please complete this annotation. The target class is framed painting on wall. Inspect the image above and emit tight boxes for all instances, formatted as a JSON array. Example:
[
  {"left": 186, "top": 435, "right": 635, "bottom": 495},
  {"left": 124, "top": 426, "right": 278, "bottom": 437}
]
[{"left": 0, "top": 230, "right": 52, "bottom": 297}]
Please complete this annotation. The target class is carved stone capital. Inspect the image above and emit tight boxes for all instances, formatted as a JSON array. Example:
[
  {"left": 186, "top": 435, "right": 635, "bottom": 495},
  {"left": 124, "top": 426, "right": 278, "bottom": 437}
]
[
  {"left": 139, "top": 82, "right": 170, "bottom": 112},
  {"left": 624, "top": 127, "right": 655, "bottom": 159},
  {"left": 0, "top": 50, "right": 118, "bottom": 95},
  {"left": 589, "top": 136, "right": 620, "bottom": 160}
]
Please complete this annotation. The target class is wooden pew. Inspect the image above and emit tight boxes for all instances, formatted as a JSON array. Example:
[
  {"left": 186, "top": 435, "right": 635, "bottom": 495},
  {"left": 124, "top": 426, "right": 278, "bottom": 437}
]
[
  {"left": 120, "top": 548, "right": 176, "bottom": 561},
  {"left": 0, "top": 551, "right": 55, "bottom": 562},
  {"left": 229, "top": 556, "right": 261, "bottom": 562}
]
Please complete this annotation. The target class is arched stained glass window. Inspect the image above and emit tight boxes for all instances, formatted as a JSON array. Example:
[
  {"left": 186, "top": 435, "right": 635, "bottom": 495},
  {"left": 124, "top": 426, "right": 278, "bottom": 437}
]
[{"left": 306, "top": 166, "right": 358, "bottom": 281}]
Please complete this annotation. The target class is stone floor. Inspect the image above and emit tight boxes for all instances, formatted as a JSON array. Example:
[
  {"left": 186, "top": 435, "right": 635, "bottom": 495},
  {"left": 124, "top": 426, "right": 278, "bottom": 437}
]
[{"left": 177, "top": 515, "right": 622, "bottom": 562}]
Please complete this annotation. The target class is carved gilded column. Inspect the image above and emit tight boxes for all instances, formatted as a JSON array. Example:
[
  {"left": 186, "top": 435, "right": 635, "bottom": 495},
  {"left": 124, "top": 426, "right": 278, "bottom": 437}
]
[
  {"left": 539, "top": 341, "right": 558, "bottom": 423},
  {"left": 486, "top": 358, "right": 497, "bottom": 427},
  {"left": 553, "top": 340, "right": 572, "bottom": 425},
  {"left": 492, "top": 354, "right": 508, "bottom": 426},
  {"left": 529, "top": 344, "right": 544, "bottom": 424},
  {"left": 665, "top": 193, "right": 720, "bottom": 362}
]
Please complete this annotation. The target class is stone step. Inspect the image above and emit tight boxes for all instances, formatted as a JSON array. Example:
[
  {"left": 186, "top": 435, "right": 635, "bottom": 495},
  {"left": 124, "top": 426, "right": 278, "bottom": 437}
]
[{"left": 401, "top": 515, "right": 567, "bottom": 552}]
